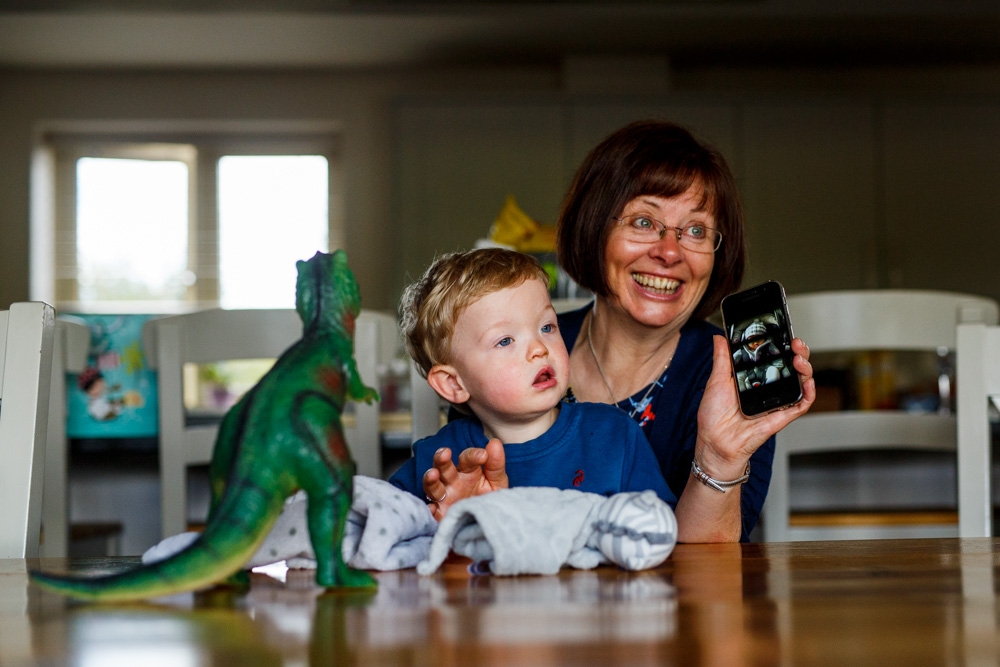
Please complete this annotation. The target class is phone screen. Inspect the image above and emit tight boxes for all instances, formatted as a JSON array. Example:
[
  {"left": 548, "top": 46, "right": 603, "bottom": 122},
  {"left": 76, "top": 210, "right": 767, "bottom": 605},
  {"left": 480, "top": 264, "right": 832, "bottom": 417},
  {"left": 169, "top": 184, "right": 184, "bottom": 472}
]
[{"left": 720, "top": 281, "right": 803, "bottom": 417}]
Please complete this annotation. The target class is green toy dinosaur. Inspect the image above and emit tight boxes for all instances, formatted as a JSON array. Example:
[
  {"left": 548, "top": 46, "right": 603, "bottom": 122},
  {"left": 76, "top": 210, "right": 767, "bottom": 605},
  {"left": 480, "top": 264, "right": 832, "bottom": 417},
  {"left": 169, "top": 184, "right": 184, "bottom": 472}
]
[{"left": 31, "top": 250, "right": 379, "bottom": 601}]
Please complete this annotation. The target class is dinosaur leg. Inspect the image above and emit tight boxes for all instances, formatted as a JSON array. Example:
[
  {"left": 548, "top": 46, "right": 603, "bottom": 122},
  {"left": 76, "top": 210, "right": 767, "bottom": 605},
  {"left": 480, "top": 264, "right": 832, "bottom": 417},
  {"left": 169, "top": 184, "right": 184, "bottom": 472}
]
[
  {"left": 293, "top": 389, "right": 376, "bottom": 589},
  {"left": 306, "top": 473, "right": 375, "bottom": 589}
]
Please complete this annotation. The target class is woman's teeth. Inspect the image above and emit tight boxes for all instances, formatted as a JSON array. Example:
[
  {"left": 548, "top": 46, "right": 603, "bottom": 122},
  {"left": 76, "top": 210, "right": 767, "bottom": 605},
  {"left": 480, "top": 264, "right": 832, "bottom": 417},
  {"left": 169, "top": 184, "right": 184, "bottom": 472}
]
[{"left": 633, "top": 273, "right": 679, "bottom": 294}]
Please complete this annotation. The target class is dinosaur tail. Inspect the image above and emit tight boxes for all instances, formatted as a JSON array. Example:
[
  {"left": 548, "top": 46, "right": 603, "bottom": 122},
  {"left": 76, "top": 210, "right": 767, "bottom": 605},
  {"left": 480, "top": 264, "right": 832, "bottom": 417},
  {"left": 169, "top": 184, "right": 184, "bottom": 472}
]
[{"left": 30, "top": 479, "right": 288, "bottom": 603}]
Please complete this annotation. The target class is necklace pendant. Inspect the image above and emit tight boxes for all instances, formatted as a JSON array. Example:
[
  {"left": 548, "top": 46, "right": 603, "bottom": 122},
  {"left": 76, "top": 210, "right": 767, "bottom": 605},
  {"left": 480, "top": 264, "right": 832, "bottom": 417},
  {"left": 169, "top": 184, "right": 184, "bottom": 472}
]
[{"left": 586, "top": 309, "right": 674, "bottom": 420}]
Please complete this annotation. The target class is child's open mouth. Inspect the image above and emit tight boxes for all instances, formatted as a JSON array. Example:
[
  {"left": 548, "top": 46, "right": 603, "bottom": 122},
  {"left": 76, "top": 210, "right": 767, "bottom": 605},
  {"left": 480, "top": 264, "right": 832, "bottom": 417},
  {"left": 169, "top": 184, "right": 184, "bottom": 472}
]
[{"left": 533, "top": 367, "right": 556, "bottom": 388}]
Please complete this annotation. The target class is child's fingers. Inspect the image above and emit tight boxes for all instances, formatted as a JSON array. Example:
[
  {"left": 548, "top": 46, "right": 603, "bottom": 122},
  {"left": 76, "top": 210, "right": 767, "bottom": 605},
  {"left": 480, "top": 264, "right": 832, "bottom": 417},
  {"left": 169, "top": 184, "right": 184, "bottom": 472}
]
[
  {"left": 421, "top": 467, "right": 448, "bottom": 508},
  {"left": 483, "top": 438, "right": 509, "bottom": 488},
  {"left": 431, "top": 447, "right": 458, "bottom": 481},
  {"left": 456, "top": 447, "right": 489, "bottom": 473}
]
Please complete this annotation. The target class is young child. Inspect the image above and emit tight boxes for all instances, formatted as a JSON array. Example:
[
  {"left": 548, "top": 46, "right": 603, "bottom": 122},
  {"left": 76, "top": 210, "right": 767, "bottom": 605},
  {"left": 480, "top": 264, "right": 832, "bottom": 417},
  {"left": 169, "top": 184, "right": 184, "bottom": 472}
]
[{"left": 387, "top": 247, "right": 675, "bottom": 519}]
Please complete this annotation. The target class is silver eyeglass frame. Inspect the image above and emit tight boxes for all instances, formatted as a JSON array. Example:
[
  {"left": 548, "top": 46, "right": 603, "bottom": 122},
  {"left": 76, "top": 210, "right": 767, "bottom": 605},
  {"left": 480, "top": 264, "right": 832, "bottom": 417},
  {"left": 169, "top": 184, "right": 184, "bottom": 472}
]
[{"left": 613, "top": 215, "right": 723, "bottom": 253}]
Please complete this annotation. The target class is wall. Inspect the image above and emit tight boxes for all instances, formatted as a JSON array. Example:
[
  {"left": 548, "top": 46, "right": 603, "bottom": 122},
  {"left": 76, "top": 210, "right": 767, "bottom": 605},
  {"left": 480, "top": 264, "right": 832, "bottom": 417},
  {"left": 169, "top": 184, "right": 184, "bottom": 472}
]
[
  {"left": 3, "top": 65, "right": 1000, "bottom": 313},
  {"left": 392, "top": 86, "right": 1000, "bottom": 305}
]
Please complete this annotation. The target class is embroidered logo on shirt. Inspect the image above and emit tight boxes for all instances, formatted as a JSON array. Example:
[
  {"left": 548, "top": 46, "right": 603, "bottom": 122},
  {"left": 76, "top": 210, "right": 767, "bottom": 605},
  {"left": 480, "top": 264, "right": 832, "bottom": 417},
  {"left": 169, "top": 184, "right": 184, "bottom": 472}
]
[
  {"left": 573, "top": 469, "right": 584, "bottom": 486},
  {"left": 638, "top": 402, "right": 656, "bottom": 427}
]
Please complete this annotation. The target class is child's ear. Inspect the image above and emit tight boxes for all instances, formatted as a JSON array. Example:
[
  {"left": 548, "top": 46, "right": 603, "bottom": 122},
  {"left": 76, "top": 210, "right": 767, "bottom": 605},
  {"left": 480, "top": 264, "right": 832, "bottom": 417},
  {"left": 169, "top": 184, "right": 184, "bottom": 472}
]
[{"left": 426, "top": 364, "right": 469, "bottom": 405}]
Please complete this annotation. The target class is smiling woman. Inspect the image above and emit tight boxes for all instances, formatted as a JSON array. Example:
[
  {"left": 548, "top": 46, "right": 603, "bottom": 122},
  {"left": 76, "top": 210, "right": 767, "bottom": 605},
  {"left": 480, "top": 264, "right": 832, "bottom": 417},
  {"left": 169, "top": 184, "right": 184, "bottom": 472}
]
[{"left": 556, "top": 120, "right": 814, "bottom": 542}]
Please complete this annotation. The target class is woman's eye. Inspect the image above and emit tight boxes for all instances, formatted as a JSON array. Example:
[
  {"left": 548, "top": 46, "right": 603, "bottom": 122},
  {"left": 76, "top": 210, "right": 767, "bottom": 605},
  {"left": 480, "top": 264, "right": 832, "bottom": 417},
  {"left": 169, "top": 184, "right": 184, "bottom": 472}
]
[
  {"left": 685, "top": 225, "right": 706, "bottom": 239},
  {"left": 497, "top": 336, "right": 513, "bottom": 347},
  {"left": 633, "top": 216, "right": 655, "bottom": 230}
]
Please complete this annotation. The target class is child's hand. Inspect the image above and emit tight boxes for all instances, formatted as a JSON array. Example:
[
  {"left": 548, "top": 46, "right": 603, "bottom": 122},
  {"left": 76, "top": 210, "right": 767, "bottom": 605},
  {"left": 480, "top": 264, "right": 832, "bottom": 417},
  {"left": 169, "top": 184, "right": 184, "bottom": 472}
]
[{"left": 422, "top": 439, "right": 508, "bottom": 521}]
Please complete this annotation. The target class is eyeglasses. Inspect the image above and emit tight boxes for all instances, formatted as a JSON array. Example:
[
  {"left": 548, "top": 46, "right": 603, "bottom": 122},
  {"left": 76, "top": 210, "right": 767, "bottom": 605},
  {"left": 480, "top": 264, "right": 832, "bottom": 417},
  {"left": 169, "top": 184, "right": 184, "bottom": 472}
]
[{"left": 613, "top": 215, "right": 723, "bottom": 253}]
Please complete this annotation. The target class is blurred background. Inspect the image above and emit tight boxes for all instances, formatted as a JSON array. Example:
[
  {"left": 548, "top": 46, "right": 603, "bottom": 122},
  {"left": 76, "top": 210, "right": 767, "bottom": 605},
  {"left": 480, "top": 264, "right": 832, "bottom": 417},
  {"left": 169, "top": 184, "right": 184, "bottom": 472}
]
[
  {"left": 3, "top": 0, "right": 999, "bottom": 552},
  {"left": 2, "top": 0, "right": 1000, "bottom": 315}
]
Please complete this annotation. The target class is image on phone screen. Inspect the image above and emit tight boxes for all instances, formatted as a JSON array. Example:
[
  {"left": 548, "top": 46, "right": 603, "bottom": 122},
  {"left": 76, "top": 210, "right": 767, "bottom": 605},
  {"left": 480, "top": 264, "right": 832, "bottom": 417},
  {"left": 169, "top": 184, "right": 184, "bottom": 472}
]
[
  {"left": 727, "top": 309, "right": 794, "bottom": 393},
  {"left": 721, "top": 281, "right": 802, "bottom": 416}
]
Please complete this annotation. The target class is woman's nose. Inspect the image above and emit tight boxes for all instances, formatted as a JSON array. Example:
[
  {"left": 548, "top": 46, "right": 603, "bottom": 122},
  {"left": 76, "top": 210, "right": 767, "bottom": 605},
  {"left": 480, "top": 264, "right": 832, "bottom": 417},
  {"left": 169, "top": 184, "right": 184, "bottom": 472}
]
[{"left": 649, "top": 228, "right": 683, "bottom": 261}]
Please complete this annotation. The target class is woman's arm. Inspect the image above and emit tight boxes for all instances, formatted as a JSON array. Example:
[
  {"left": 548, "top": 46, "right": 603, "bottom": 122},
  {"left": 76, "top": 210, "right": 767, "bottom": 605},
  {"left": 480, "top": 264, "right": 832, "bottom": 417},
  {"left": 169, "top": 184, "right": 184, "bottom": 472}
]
[{"left": 674, "top": 335, "right": 814, "bottom": 542}]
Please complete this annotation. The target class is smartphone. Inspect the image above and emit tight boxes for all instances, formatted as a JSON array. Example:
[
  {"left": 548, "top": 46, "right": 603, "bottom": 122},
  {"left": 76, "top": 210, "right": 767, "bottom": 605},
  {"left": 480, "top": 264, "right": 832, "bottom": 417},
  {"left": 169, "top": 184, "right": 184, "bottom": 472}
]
[{"left": 720, "top": 281, "right": 803, "bottom": 417}]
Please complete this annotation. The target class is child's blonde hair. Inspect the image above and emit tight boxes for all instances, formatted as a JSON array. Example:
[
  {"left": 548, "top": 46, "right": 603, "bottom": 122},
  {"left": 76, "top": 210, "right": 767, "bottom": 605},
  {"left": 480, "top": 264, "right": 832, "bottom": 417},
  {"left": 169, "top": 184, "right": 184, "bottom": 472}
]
[{"left": 399, "top": 248, "right": 550, "bottom": 379}]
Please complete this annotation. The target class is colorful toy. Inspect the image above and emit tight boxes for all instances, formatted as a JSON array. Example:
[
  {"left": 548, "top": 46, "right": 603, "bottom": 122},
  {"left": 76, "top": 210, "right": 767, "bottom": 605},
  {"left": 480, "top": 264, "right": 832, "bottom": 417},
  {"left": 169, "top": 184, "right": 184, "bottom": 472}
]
[{"left": 31, "top": 250, "right": 379, "bottom": 601}]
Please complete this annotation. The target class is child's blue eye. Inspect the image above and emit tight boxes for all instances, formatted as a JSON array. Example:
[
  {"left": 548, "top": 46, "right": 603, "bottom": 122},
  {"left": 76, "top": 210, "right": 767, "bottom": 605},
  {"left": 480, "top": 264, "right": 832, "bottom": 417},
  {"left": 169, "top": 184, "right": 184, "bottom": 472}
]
[
  {"left": 497, "top": 336, "right": 513, "bottom": 347},
  {"left": 541, "top": 324, "right": 554, "bottom": 334}
]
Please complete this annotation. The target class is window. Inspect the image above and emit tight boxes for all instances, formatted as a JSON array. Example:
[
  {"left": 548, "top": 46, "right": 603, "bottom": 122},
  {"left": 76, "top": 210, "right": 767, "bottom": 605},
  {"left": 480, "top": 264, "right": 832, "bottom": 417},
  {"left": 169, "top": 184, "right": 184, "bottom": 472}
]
[
  {"left": 76, "top": 153, "right": 193, "bottom": 307},
  {"left": 33, "top": 124, "right": 341, "bottom": 313},
  {"left": 217, "top": 155, "right": 329, "bottom": 309}
]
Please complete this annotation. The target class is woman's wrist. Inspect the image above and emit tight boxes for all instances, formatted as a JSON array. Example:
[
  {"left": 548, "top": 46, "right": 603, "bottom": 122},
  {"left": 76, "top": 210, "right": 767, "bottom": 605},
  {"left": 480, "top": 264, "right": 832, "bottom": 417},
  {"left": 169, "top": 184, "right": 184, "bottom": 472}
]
[
  {"left": 691, "top": 458, "right": 750, "bottom": 493},
  {"left": 692, "top": 436, "right": 751, "bottom": 481}
]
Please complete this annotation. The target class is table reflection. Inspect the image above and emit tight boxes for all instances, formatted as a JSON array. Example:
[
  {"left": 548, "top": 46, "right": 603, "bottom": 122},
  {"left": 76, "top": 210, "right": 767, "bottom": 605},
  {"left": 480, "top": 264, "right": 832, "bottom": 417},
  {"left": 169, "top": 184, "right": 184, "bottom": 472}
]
[
  {"left": 8, "top": 539, "right": 1000, "bottom": 666},
  {"left": 19, "top": 556, "right": 679, "bottom": 666}
]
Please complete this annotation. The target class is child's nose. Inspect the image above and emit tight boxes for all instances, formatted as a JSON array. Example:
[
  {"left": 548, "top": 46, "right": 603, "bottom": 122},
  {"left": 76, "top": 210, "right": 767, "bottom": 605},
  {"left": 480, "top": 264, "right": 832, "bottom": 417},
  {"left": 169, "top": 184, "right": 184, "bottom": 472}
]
[{"left": 528, "top": 337, "right": 548, "bottom": 358}]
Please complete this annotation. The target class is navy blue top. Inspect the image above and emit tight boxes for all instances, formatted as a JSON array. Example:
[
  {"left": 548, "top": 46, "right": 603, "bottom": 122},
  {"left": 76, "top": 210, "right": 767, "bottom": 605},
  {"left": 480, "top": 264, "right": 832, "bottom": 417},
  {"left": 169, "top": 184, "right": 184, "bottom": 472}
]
[
  {"left": 388, "top": 400, "right": 677, "bottom": 506},
  {"left": 558, "top": 305, "right": 774, "bottom": 542}
]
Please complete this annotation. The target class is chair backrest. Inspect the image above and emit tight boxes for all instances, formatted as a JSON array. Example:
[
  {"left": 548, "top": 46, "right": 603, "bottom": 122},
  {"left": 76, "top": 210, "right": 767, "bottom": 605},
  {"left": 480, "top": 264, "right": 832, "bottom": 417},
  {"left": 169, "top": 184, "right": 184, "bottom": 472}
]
[
  {"left": 408, "top": 297, "right": 593, "bottom": 443},
  {"left": 144, "top": 308, "right": 396, "bottom": 539},
  {"left": 0, "top": 302, "right": 55, "bottom": 559},
  {"left": 40, "top": 316, "right": 90, "bottom": 557},
  {"left": 956, "top": 322, "right": 1000, "bottom": 537},
  {"left": 787, "top": 289, "right": 999, "bottom": 352},
  {"left": 762, "top": 289, "right": 999, "bottom": 542}
]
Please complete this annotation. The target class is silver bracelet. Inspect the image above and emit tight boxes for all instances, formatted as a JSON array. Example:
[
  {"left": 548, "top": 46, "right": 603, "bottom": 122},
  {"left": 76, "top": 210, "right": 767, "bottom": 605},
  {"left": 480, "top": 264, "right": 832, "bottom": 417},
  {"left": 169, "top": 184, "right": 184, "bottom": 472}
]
[{"left": 691, "top": 459, "right": 751, "bottom": 493}]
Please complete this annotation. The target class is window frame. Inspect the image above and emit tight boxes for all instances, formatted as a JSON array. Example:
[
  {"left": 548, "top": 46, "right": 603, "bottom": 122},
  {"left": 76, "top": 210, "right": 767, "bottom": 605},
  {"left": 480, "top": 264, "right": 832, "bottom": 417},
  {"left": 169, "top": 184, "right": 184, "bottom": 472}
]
[{"left": 32, "top": 122, "right": 343, "bottom": 314}]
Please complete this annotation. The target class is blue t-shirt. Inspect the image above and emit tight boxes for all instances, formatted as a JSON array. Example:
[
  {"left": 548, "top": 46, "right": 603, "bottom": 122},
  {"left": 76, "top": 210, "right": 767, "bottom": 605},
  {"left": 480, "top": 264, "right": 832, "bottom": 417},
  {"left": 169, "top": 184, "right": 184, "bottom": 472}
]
[
  {"left": 558, "top": 305, "right": 775, "bottom": 542},
  {"left": 389, "top": 400, "right": 676, "bottom": 506}
]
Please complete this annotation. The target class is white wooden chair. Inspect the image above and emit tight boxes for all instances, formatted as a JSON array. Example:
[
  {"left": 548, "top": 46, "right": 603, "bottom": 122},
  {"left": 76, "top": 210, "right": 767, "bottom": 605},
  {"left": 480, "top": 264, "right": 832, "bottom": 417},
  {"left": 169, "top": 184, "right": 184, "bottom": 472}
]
[
  {"left": 143, "top": 308, "right": 397, "bottom": 539},
  {"left": 0, "top": 302, "right": 56, "bottom": 559},
  {"left": 39, "top": 316, "right": 90, "bottom": 557},
  {"left": 761, "top": 290, "right": 999, "bottom": 542},
  {"left": 956, "top": 322, "right": 1000, "bottom": 538},
  {"left": 408, "top": 297, "right": 592, "bottom": 442}
]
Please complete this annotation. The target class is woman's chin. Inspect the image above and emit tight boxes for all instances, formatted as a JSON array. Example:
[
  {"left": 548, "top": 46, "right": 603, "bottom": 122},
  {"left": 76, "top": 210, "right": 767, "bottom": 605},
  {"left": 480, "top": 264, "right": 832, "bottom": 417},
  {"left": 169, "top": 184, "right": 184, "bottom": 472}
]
[{"left": 625, "top": 299, "right": 692, "bottom": 329}]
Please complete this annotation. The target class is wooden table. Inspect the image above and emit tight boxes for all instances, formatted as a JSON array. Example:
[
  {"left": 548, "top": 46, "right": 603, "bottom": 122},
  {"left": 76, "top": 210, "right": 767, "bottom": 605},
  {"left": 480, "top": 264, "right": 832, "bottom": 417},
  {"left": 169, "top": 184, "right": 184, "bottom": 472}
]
[{"left": 3, "top": 538, "right": 999, "bottom": 665}]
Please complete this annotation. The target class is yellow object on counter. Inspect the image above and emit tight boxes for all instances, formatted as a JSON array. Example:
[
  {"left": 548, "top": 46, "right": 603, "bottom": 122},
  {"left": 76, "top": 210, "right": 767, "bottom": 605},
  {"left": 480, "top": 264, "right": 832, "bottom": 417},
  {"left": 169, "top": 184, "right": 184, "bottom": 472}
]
[{"left": 489, "top": 195, "right": 557, "bottom": 253}]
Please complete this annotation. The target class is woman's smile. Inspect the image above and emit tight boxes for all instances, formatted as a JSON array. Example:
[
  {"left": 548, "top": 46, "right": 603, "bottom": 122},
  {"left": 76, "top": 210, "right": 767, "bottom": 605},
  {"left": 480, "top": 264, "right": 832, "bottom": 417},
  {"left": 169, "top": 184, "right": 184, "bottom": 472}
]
[{"left": 632, "top": 272, "right": 680, "bottom": 295}]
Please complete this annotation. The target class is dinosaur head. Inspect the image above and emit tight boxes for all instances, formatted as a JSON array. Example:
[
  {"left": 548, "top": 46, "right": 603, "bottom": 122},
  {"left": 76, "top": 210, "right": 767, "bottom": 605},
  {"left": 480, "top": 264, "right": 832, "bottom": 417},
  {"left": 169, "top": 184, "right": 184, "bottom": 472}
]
[{"left": 296, "top": 250, "right": 362, "bottom": 334}]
